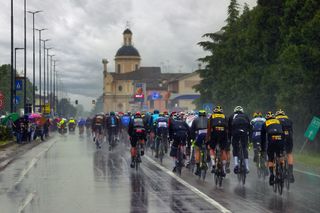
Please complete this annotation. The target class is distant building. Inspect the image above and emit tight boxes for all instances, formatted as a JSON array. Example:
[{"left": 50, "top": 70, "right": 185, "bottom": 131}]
[{"left": 102, "top": 28, "right": 200, "bottom": 112}]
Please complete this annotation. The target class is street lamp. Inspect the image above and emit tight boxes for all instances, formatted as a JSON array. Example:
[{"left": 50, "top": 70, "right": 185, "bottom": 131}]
[
  {"left": 10, "top": 0, "right": 14, "bottom": 113},
  {"left": 49, "top": 54, "right": 55, "bottom": 109},
  {"left": 45, "top": 47, "right": 53, "bottom": 104},
  {"left": 23, "top": 0, "right": 27, "bottom": 114},
  {"left": 28, "top": 10, "right": 42, "bottom": 112},
  {"left": 35, "top": 29, "right": 47, "bottom": 112},
  {"left": 13, "top": 48, "right": 24, "bottom": 112},
  {"left": 41, "top": 39, "right": 50, "bottom": 105}
]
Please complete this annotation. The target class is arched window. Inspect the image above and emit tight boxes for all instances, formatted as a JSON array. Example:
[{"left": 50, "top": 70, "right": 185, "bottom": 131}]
[{"left": 117, "top": 64, "right": 121, "bottom": 73}]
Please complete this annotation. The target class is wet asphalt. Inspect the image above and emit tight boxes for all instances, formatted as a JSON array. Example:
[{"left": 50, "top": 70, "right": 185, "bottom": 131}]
[{"left": 0, "top": 133, "right": 319, "bottom": 213}]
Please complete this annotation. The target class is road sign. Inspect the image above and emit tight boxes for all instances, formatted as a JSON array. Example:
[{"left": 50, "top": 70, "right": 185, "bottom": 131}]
[
  {"left": 304, "top": 116, "right": 320, "bottom": 141},
  {"left": 44, "top": 104, "right": 50, "bottom": 114},
  {"left": 15, "top": 80, "right": 22, "bottom": 91},
  {"left": 0, "top": 91, "right": 4, "bottom": 110},
  {"left": 14, "top": 96, "right": 20, "bottom": 105},
  {"left": 203, "top": 103, "right": 213, "bottom": 113}
]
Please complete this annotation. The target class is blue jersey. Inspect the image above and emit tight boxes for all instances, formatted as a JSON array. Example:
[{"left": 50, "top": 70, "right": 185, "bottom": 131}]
[
  {"left": 250, "top": 117, "right": 266, "bottom": 141},
  {"left": 121, "top": 115, "right": 131, "bottom": 127}
]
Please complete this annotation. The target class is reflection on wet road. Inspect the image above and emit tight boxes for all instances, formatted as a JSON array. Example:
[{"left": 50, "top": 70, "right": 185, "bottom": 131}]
[{"left": 0, "top": 134, "right": 319, "bottom": 213}]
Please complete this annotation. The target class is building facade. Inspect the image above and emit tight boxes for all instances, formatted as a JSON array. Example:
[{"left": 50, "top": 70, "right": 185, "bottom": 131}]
[{"left": 102, "top": 28, "right": 200, "bottom": 113}]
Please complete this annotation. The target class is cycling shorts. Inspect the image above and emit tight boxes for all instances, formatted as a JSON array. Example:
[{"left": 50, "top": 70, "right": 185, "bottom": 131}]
[
  {"left": 94, "top": 125, "right": 103, "bottom": 134},
  {"left": 208, "top": 131, "right": 227, "bottom": 150},
  {"left": 195, "top": 133, "right": 206, "bottom": 147}
]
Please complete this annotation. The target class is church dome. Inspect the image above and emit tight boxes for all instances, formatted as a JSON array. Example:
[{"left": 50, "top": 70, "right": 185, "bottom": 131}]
[
  {"left": 123, "top": 28, "right": 132, "bottom": 34},
  {"left": 115, "top": 45, "right": 140, "bottom": 57}
]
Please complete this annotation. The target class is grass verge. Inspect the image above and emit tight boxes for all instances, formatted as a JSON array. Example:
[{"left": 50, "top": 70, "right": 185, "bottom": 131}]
[{"left": 294, "top": 152, "right": 320, "bottom": 168}]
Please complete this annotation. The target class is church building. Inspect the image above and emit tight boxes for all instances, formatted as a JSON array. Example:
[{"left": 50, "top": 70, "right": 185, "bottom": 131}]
[{"left": 102, "top": 28, "right": 198, "bottom": 113}]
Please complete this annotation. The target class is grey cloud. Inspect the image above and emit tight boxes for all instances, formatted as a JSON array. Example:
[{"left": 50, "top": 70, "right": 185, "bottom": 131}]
[{"left": 0, "top": 0, "right": 257, "bottom": 110}]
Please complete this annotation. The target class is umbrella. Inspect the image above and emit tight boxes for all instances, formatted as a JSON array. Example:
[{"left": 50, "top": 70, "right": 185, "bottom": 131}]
[
  {"left": 1, "top": 113, "right": 20, "bottom": 125},
  {"left": 29, "top": 113, "right": 42, "bottom": 119}
]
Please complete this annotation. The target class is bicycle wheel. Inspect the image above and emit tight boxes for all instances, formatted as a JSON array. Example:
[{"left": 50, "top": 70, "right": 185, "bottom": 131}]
[
  {"left": 159, "top": 141, "right": 164, "bottom": 164},
  {"left": 278, "top": 165, "right": 284, "bottom": 195},
  {"left": 241, "top": 163, "right": 246, "bottom": 185},
  {"left": 214, "top": 173, "right": 219, "bottom": 186},
  {"left": 285, "top": 161, "right": 290, "bottom": 190}
]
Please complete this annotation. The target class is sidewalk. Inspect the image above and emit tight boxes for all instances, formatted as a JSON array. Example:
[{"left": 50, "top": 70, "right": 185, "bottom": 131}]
[{"left": 0, "top": 138, "right": 49, "bottom": 171}]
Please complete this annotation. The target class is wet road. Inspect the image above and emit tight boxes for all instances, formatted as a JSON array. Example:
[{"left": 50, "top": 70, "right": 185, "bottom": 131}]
[{"left": 0, "top": 134, "right": 319, "bottom": 213}]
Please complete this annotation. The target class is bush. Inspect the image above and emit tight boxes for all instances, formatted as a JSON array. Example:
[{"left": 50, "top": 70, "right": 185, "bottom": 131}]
[{"left": 0, "top": 125, "right": 13, "bottom": 141}]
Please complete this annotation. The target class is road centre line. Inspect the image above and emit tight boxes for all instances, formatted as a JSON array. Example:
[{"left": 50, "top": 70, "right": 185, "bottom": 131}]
[{"left": 144, "top": 155, "right": 232, "bottom": 213}]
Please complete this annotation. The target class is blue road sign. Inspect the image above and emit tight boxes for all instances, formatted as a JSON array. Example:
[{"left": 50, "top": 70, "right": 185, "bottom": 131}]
[
  {"left": 203, "top": 103, "right": 213, "bottom": 113},
  {"left": 15, "top": 80, "right": 22, "bottom": 91},
  {"left": 14, "top": 96, "right": 20, "bottom": 105}
]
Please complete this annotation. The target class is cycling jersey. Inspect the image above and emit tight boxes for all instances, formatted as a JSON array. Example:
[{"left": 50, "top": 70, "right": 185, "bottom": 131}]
[{"left": 250, "top": 117, "right": 266, "bottom": 141}]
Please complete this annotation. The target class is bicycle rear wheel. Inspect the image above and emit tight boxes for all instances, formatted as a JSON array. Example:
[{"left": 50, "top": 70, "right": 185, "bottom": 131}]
[
  {"left": 159, "top": 141, "right": 164, "bottom": 164},
  {"left": 285, "top": 161, "right": 290, "bottom": 190}
]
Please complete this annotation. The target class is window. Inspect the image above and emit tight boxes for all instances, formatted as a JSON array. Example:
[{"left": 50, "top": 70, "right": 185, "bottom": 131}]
[
  {"left": 118, "top": 85, "right": 122, "bottom": 92},
  {"left": 150, "top": 100, "right": 154, "bottom": 109},
  {"left": 117, "top": 64, "right": 121, "bottom": 73},
  {"left": 135, "top": 64, "right": 138, "bottom": 70}
]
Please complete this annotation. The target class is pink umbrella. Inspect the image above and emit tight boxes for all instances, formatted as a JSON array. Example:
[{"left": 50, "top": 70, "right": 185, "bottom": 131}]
[{"left": 29, "top": 113, "right": 42, "bottom": 119}]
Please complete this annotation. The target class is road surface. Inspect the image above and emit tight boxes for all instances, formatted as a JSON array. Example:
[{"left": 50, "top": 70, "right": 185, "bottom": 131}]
[{"left": 0, "top": 134, "right": 319, "bottom": 213}]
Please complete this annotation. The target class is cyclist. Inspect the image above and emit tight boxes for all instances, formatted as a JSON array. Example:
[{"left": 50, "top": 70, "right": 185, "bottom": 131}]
[
  {"left": 92, "top": 113, "right": 105, "bottom": 148},
  {"left": 149, "top": 109, "right": 160, "bottom": 150},
  {"left": 250, "top": 112, "right": 266, "bottom": 162},
  {"left": 275, "top": 109, "right": 294, "bottom": 183},
  {"left": 228, "top": 106, "right": 250, "bottom": 174},
  {"left": 106, "top": 111, "right": 120, "bottom": 149},
  {"left": 85, "top": 116, "right": 92, "bottom": 137},
  {"left": 78, "top": 118, "right": 86, "bottom": 135},
  {"left": 154, "top": 112, "right": 169, "bottom": 158},
  {"left": 190, "top": 109, "right": 208, "bottom": 176},
  {"left": 207, "top": 105, "right": 228, "bottom": 176},
  {"left": 68, "top": 117, "right": 76, "bottom": 132},
  {"left": 128, "top": 112, "right": 147, "bottom": 168},
  {"left": 261, "top": 111, "right": 285, "bottom": 185},
  {"left": 169, "top": 113, "right": 190, "bottom": 172}
]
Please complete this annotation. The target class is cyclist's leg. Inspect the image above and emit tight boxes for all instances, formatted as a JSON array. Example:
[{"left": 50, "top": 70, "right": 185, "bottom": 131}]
[
  {"left": 208, "top": 133, "right": 217, "bottom": 173},
  {"left": 220, "top": 135, "right": 228, "bottom": 175},
  {"left": 170, "top": 138, "right": 179, "bottom": 172},
  {"left": 241, "top": 133, "right": 250, "bottom": 173},
  {"left": 268, "top": 139, "right": 275, "bottom": 185},
  {"left": 130, "top": 136, "right": 137, "bottom": 168},
  {"left": 232, "top": 134, "right": 240, "bottom": 173},
  {"left": 194, "top": 133, "right": 204, "bottom": 175},
  {"left": 285, "top": 136, "right": 294, "bottom": 182}
]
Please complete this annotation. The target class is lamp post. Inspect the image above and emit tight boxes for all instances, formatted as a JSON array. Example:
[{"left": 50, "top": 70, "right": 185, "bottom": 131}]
[
  {"left": 27, "top": 10, "right": 42, "bottom": 112},
  {"left": 23, "top": 0, "right": 27, "bottom": 114},
  {"left": 49, "top": 54, "right": 55, "bottom": 109},
  {"left": 45, "top": 48, "right": 53, "bottom": 105},
  {"left": 53, "top": 60, "right": 58, "bottom": 113},
  {"left": 14, "top": 48, "right": 24, "bottom": 112},
  {"left": 35, "top": 29, "right": 46, "bottom": 112},
  {"left": 41, "top": 39, "right": 49, "bottom": 106},
  {"left": 10, "top": 0, "right": 14, "bottom": 113}
]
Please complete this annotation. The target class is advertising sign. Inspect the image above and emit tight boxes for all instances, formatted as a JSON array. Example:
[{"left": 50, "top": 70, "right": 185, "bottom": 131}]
[{"left": 134, "top": 83, "right": 145, "bottom": 102}]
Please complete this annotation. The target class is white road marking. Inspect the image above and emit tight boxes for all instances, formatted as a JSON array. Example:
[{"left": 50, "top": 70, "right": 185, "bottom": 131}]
[
  {"left": 144, "top": 155, "right": 232, "bottom": 213},
  {"left": 18, "top": 191, "right": 36, "bottom": 213},
  {"left": 12, "top": 139, "right": 57, "bottom": 189},
  {"left": 248, "top": 155, "right": 320, "bottom": 179},
  {"left": 294, "top": 168, "right": 320, "bottom": 178}
]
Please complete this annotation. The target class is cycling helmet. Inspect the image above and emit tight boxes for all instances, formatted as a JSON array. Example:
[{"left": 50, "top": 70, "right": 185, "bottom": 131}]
[
  {"left": 163, "top": 111, "right": 168, "bottom": 116},
  {"left": 275, "top": 109, "right": 285, "bottom": 116},
  {"left": 198, "top": 110, "right": 206, "bottom": 116},
  {"left": 265, "top": 111, "right": 274, "bottom": 119},
  {"left": 135, "top": 111, "right": 142, "bottom": 118},
  {"left": 153, "top": 109, "right": 159, "bottom": 114},
  {"left": 258, "top": 112, "right": 263, "bottom": 117},
  {"left": 253, "top": 112, "right": 258, "bottom": 118},
  {"left": 234, "top": 106, "right": 244, "bottom": 113},
  {"left": 110, "top": 111, "right": 115, "bottom": 116},
  {"left": 213, "top": 105, "right": 223, "bottom": 113},
  {"left": 159, "top": 112, "right": 164, "bottom": 117}
]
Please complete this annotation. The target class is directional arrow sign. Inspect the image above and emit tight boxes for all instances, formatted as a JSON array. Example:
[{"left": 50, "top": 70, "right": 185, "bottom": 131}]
[
  {"left": 304, "top": 116, "right": 320, "bottom": 141},
  {"left": 15, "top": 80, "right": 22, "bottom": 91}
]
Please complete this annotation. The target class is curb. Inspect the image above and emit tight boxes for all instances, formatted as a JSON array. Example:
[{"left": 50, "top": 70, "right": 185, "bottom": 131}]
[{"left": 0, "top": 140, "right": 15, "bottom": 149}]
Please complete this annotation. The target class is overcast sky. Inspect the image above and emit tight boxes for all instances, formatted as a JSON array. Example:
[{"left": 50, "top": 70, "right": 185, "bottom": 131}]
[{"left": 0, "top": 0, "right": 257, "bottom": 110}]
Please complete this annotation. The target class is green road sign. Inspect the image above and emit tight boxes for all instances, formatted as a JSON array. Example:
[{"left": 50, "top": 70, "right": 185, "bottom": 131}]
[{"left": 304, "top": 116, "right": 320, "bottom": 141}]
